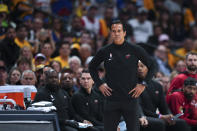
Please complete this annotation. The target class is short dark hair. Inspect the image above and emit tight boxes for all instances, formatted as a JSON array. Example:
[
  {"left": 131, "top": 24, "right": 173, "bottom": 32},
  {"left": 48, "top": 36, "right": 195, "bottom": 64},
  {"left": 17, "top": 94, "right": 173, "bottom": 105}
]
[
  {"left": 17, "top": 57, "right": 31, "bottom": 67},
  {"left": 81, "top": 69, "right": 90, "bottom": 74},
  {"left": 184, "top": 77, "right": 197, "bottom": 86},
  {"left": 61, "top": 68, "right": 73, "bottom": 74},
  {"left": 59, "top": 41, "right": 70, "bottom": 49},
  {"left": 185, "top": 52, "right": 197, "bottom": 60},
  {"left": 111, "top": 19, "right": 126, "bottom": 31}
]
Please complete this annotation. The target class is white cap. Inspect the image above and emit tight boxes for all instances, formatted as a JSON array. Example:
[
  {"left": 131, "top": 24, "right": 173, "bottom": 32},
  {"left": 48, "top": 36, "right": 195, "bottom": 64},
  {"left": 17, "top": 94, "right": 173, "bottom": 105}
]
[
  {"left": 35, "top": 53, "right": 46, "bottom": 60},
  {"left": 159, "top": 34, "right": 169, "bottom": 42}
]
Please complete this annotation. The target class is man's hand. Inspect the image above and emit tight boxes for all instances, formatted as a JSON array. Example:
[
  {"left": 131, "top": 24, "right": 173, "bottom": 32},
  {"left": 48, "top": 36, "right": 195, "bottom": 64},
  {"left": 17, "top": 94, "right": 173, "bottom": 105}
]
[
  {"left": 160, "top": 114, "right": 175, "bottom": 125},
  {"left": 128, "top": 84, "right": 146, "bottom": 98},
  {"left": 99, "top": 83, "right": 112, "bottom": 96},
  {"left": 139, "top": 116, "right": 148, "bottom": 127}
]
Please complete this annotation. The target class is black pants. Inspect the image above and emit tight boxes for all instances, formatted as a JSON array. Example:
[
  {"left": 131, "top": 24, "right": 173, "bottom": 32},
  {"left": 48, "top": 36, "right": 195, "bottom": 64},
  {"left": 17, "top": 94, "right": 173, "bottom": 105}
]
[
  {"left": 104, "top": 100, "right": 139, "bottom": 131},
  {"left": 140, "top": 117, "right": 190, "bottom": 131}
]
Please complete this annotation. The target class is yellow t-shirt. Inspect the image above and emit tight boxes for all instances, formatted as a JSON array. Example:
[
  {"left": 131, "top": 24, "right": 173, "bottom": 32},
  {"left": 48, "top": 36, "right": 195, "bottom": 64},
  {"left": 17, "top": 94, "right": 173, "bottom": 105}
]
[
  {"left": 14, "top": 37, "right": 32, "bottom": 49},
  {"left": 184, "top": 8, "right": 195, "bottom": 30},
  {"left": 53, "top": 56, "right": 69, "bottom": 68}
]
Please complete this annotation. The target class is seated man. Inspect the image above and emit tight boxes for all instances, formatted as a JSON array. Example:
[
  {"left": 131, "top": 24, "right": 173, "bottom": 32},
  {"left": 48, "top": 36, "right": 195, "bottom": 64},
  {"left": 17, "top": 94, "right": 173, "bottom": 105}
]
[
  {"left": 138, "top": 61, "right": 190, "bottom": 131},
  {"left": 168, "top": 77, "right": 197, "bottom": 131},
  {"left": 21, "top": 70, "right": 37, "bottom": 86},
  {"left": 71, "top": 69, "right": 104, "bottom": 131},
  {"left": 33, "top": 69, "right": 99, "bottom": 131}
]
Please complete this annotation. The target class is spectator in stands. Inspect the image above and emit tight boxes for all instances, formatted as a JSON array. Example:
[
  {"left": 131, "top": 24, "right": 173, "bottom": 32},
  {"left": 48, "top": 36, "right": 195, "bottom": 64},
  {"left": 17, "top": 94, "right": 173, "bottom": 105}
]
[
  {"left": 17, "top": 57, "right": 32, "bottom": 72},
  {"left": 69, "top": 56, "right": 81, "bottom": 74},
  {"left": 148, "top": 25, "right": 163, "bottom": 46},
  {"left": 34, "top": 53, "right": 46, "bottom": 67},
  {"left": 40, "top": 41, "right": 54, "bottom": 65},
  {"left": 168, "top": 77, "right": 197, "bottom": 131},
  {"left": 23, "top": 15, "right": 34, "bottom": 44},
  {"left": 138, "top": 60, "right": 190, "bottom": 131},
  {"left": 80, "top": 31, "right": 95, "bottom": 52},
  {"left": 158, "top": 34, "right": 175, "bottom": 68},
  {"left": 53, "top": 41, "right": 71, "bottom": 68},
  {"left": 174, "top": 60, "right": 186, "bottom": 73},
  {"left": 7, "top": 67, "right": 21, "bottom": 85},
  {"left": 170, "top": 12, "right": 186, "bottom": 42},
  {"left": 0, "top": 65, "right": 8, "bottom": 86},
  {"left": 72, "top": 69, "right": 104, "bottom": 131},
  {"left": 173, "top": 38, "right": 194, "bottom": 64},
  {"left": 158, "top": 10, "right": 171, "bottom": 35},
  {"left": 49, "top": 60, "right": 62, "bottom": 74},
  {"left": 81, "top": 5, "right": 101, "bottom": 36},
  {"left": 99, "top": 5, "right": 114, "bottom": 38},
  {"left": 79, "top": 44, "right": 92, "bottom": 66},
  {"left": 70, "top": 15, "right": 84, "bottom": 39},
  {"left": 169, "top": 60, "right": 186, "bottom": 82},
  {"left": 0, "top": 26, "right": 20, "bottom": 70},
  {"left": 19, "top": 46, "right": 33, "bottom": 63},
  {"left": 0, "top": 4, "right": 9, "bottom": 40},
  {"left": 21, "top": 70, "right": 37, "bottom": 86},
  {"left": 14, "top": 24, "right": 31, "bottom": 49},
  {"left": 128, "top": 7, "right": 153, "bottom": 43},
  {"left": 154, "top": 44, "right": 172, "bottom": 76},
  {"left": 33, "top": 18, "right": 44, "bottom": 34},
  {"left": 51, "top": 19, "right": 63, "bottom": 43}
]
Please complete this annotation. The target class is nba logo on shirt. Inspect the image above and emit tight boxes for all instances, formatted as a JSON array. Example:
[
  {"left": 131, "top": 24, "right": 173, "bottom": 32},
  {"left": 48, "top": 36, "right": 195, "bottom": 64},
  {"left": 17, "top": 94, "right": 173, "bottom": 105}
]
[
  {"left": 125, "top": 54, "right": 130, "bottom": 59},
  {"left": 94, "top": 99, "right": 98, "bottom": 103}
]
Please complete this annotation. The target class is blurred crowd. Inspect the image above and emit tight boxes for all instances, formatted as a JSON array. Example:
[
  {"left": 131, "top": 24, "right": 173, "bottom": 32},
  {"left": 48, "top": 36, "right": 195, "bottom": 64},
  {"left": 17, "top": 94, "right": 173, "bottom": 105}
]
[{"left": 0, "top": 0, "right": 197, "bottom": 131}]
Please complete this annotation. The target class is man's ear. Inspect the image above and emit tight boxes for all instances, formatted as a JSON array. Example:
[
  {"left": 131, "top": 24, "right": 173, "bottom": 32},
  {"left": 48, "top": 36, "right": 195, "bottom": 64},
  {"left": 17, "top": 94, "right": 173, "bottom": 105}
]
[{"left": 124, "top": 31, "right": 126, "bottom": 37}]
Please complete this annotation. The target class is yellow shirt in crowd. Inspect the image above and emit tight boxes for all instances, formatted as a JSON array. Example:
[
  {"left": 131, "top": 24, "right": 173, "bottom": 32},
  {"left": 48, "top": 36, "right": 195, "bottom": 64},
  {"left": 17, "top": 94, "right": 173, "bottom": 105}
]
[
  {"left": 14, "top": 37, "right": 32, "bottom": 49},
  {"left": 53, "top": 56, "right": 69, "bottom": 68}
]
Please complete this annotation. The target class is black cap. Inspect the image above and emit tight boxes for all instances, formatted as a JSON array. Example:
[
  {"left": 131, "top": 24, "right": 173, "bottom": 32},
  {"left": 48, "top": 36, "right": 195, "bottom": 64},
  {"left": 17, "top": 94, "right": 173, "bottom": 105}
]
[{"left": 184, "top": 77, "right": 197, "bottom": 86}]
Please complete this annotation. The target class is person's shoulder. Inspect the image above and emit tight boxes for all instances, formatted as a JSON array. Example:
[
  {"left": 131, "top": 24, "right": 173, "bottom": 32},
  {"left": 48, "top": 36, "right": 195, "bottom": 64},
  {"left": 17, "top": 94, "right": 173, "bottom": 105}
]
[
  {"left": 126, "top": 42, "right": 143, "bottom": 50},
  {"left": 170, "top": 91, "right": 183, "bottom": 99},
  {"left": 103, "top": 43, "right": 113, "bottom": 49},
  {"left": 35, "top": 87, "right": 49, "bottom": 97},
  {"left": 72, "top": 89, "right": 85, "bottom": 98},
  {"left": 97, "top": 44, "right": 112, "bottom": 52},
  {"left": 53, "top": 56, "right": 60, "bottom": 61},
  {"left": 174, "top": 72, "right": 188, "bottom": 80}
]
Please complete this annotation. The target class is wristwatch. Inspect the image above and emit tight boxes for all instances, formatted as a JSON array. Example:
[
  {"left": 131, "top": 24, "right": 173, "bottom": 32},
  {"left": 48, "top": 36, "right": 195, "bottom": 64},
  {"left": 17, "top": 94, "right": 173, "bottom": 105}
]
[{"left": 140, "top": 81, "right": 148, "bottom": 87}]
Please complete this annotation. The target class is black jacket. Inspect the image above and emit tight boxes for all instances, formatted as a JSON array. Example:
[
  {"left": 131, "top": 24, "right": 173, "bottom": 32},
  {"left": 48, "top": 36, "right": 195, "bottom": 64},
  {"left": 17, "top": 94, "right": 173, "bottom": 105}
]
[
  {"left": 33, "top": 86, "right": 84, "bottom": 124},
  {"left": 71, "top": 87, "right": 104, "bottom": 126},
  {"left": 89, "top": 41, "right": 155, "bottom": 101},
  {"left": 139, "top": 80, "right": 171, "bottom": 118}
]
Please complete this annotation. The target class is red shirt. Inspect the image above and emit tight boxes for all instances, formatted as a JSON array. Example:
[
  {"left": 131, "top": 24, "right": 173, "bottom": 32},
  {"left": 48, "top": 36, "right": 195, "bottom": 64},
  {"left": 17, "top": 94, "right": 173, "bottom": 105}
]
[
  {"left": 168, "top": 91, "right": 197, "bottom": 126},
  {"left": 166, "top": 72, "right": 197, "bottom": 104}
]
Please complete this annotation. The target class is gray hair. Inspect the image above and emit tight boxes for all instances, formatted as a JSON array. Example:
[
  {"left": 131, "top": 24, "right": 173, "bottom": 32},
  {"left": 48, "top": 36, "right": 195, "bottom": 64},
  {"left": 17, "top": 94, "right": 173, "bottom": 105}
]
[
  {"left": 21, "top": 70, "right": 36, "bottom": 81},
  {"left": 68, "top": 56, "right": 81, "bottom": 66},
  {"left": 80, "top": 43, "right": 92, "bottom": 52}
]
